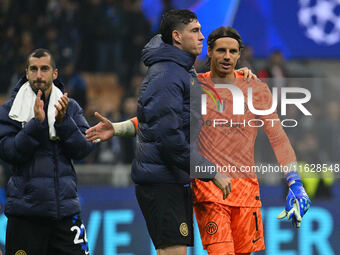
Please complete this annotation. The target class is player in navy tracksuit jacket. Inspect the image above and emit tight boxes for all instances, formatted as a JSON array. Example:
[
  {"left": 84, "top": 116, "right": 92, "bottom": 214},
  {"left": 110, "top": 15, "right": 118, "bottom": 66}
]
[
  {"left": 0, "top": 48, "right": 93, "bottom": 254},
  {"left": 131, "top": 34, "right": 214, "bottom": 185},
  {"left": 132, "top": 10, "right": 217, "bottom": 251}
]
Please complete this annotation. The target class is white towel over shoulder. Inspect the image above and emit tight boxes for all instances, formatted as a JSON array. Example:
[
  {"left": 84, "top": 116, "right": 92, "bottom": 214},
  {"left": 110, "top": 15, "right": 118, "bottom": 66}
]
[{"left": 9, "top": 81, "right": 63, "bottom": 140}]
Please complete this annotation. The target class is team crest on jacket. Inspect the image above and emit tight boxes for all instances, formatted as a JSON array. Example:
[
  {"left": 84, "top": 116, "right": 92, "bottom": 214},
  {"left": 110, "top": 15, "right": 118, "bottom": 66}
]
[{"left": 179, "top": 222, "right": 189, "bottom": 236}]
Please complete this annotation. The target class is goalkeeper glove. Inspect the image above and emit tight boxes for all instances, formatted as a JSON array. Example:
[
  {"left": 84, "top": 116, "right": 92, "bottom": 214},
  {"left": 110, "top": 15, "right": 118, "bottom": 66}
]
[{"left": 277, "top": 170, "right": 311, "bottom": 228}]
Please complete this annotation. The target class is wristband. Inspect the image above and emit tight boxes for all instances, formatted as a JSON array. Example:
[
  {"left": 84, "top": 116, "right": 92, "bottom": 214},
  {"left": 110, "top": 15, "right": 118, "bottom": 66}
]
[
  {"left": 285, "top": 162, "right": 300, "bottom": 186},
  {"left": 112, "top": 120, "right": 136, "bottom": 137}
]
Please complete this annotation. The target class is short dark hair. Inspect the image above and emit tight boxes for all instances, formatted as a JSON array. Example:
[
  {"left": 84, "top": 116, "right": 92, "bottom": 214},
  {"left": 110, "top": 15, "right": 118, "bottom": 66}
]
[
  {"left": 160, "top": 9, "right": 198, "bottom": 45},
  {"left": 207, "top": 26, "right": 244, "bottom": 50},
  {"left": 26, "top": 48, "right": 56, "bottom": 69}
]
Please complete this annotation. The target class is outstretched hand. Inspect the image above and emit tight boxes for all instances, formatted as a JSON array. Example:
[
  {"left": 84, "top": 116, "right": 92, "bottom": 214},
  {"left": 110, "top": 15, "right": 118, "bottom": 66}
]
[{"left": 85, "top": 112, "right": 114, "bottom": 143}]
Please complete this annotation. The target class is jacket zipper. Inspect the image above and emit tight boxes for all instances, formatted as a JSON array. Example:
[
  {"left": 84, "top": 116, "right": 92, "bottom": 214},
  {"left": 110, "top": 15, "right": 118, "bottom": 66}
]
[
  {"left": 44, "top": 96, "right": 60, "bottom": 219},
  {"left": 52, "top": 142, "right": 60, "bottom": 219}
]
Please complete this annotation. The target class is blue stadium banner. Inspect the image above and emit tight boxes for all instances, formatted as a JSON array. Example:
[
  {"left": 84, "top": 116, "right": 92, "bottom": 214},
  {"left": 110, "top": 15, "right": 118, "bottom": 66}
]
[
  {"left": 1, "top": 185, "right": 340, "bottom": 254},
  {"left": 142, "top": 0, "right": 340, "bottom": 58},
  {"left": 233, "top": 0, "right": 340, "bottom": 58}
]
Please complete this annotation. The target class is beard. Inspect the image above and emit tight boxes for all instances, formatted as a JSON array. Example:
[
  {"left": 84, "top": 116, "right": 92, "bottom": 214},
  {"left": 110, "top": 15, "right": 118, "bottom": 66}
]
[{"left": 29, "top": 79, "right": 52, "bottom": 94}]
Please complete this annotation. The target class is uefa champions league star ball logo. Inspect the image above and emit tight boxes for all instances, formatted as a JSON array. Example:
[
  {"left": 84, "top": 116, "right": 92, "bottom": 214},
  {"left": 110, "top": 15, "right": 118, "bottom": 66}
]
[{"left": 298, "top": 0, "right": 340, "bottom": 45}]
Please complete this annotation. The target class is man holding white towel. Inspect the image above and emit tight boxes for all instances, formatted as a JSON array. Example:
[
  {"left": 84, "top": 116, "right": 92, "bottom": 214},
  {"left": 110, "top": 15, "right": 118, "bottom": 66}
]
[{"left": 0, "top": 49, "right": 93, "bottom": 255}]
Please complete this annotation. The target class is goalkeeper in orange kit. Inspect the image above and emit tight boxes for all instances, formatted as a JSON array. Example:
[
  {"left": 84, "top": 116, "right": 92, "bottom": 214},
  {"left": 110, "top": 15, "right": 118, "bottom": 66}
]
[
  {"left": 86, "top": 26, "right": 311, "bottom": 255},
  {"left": 190, "top": 26, "right": 310, "bottom": 255}
]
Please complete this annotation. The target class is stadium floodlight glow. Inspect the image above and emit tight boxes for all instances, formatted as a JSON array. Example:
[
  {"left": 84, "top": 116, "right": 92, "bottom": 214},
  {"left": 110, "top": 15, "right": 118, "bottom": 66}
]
[{"left": 201, "top": 85, "right": 312, "bottom": 116}]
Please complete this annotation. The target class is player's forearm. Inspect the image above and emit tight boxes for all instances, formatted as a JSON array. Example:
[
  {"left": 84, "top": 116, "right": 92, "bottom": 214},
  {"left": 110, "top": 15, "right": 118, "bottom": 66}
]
[
  {"left": 271, "top": 136, "right": 298, "bottom": 182},
  {"left": 271, "top": 137, "right": 299, "bottom": 185},
  {"left": 112, "top": 118, "right": 137, "bottom": 137},
  {"left": 264, "top": 123, "right": 300, "bottom": 184},
  {"left": 263, "top": 116, "right": 297, "bottom": 166}
]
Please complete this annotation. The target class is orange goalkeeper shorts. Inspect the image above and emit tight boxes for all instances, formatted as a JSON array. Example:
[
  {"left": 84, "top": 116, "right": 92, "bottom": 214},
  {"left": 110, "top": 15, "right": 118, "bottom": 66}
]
[{"left": 194, "top": 202, "right": 265, "bottom": 254}]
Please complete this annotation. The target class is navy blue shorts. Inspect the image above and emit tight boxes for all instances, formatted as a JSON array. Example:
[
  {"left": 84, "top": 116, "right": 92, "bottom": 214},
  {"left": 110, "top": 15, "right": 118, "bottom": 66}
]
[
  {"left": 135, "top": 184, "right": 194, "bottom": 249},
  {"left": 6, "top": 214, "right": 89, "bottom": 255}
]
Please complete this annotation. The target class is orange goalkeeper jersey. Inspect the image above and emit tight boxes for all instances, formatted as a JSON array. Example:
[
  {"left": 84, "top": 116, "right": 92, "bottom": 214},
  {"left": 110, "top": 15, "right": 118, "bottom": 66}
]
[{"left": 192, "top": 72, "right": 296, "bottom": 207}]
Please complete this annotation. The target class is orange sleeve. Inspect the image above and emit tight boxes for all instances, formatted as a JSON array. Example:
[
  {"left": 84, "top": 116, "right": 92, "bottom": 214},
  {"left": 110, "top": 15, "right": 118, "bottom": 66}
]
[
  {"left": 255, "top": 83, "right": 297, "bottom": 166},
  {"left": 263, "top": 117, "right": 296, "bottom": 166},
  {"left": 130, "top": 117, "right": 138, "bottom": 132}
]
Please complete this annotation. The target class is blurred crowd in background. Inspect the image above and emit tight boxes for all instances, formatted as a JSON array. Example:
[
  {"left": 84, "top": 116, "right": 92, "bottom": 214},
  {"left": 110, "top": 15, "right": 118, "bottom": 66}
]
[{"left": 0, "top": 0, "right": 339, "bottom": 189}]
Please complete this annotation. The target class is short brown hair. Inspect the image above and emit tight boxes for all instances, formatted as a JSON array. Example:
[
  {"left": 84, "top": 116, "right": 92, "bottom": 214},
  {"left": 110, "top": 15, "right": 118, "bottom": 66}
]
[{"left": 26, "top": 48, "right": 56, "bottom": 70}]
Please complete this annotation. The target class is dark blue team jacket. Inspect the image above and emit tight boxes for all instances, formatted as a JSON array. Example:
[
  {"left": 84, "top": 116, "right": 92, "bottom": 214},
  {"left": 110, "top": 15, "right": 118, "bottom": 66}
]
[
  {"left": 131, "top": 35, "right": 215, "bottom": 184},
  {"left": 0, "top": 77, "right": 93, "bottom": 219}
]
